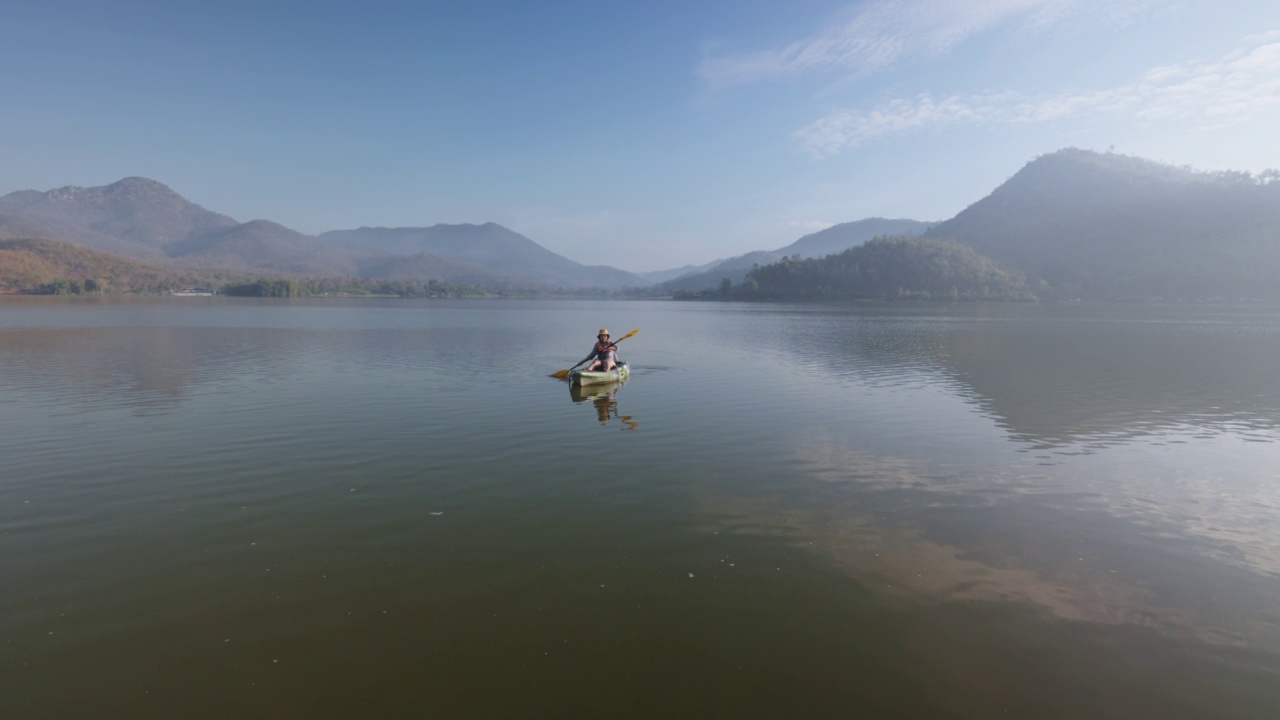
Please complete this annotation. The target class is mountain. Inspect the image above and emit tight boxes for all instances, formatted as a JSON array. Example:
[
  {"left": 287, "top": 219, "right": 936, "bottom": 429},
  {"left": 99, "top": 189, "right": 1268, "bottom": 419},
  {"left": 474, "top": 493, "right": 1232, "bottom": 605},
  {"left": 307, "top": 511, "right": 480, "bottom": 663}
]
[
  {"left": 782, "top": 218, "right": 935, "bottom": 257},
  {"left": 0, "top": 237, "right": 210, "bottom": 293},
  {"left": 11, "top": 151, "right": 1278, "bottom": 300},
  {"left": 318, "top": 224, "right": 644, "bottom": 289},
  {"left": 925, "top": 149, "right": 1280, "bottom": 299},
  {"left": 357, "top": 251, "right": 545, "bottom": 290},
  {"left": 732, "top": 236, "right": 1031, "bottom": 301},
  {"left": 0, "top": 177, "right": 239, "bottom": 260},
  {"left": 661, "top": 217, "right": 932, "bottom": 292},
  {"left": 636, "top": 259, "right": 725, "bottom": 285},
  {"left": 0, "top": 179, "right": 644, "bottom": 290},
  {"left": 661, "top": 249, "right": 784, "bottom": 291},
  {"left": 165, "top": 219, "right": 354, "bottom": 276},
  {"left": 0, "top": 213, "right": 59, "bottom": 240}
]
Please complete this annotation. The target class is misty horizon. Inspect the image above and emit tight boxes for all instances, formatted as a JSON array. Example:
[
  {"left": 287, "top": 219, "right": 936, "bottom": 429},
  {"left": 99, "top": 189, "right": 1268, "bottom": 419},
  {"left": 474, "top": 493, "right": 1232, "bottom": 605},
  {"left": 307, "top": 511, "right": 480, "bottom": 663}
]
[{"left": 3, "top": 2, "right": 1278, "bottom": 271}]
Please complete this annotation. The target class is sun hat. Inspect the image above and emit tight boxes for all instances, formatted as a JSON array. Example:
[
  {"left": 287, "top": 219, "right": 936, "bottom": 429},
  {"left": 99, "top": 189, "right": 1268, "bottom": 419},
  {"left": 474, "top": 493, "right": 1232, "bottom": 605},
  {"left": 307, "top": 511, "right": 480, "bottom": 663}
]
[{"left": 598, "top": 328, "right": 610, "bottom": 337}]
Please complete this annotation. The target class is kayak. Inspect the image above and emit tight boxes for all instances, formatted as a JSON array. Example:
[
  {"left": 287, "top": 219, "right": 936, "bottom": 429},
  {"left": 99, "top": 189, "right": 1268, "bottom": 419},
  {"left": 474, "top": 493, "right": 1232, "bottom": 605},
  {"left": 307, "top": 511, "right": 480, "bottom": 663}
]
[{"left": 569, "top": 361, "right": 629, "bottom": 386}]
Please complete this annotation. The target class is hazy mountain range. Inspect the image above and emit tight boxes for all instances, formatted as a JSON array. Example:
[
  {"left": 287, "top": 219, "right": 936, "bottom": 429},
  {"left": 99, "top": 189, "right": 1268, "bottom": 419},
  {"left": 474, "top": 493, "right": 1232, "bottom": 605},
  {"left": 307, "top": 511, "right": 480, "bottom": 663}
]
[
  {"left": 0, "top": 176, "right": 934, "bottom": 292},
  {"left": 0, "top": 179, "right": 644, "bottom": 290},
  {"left": 921, "top": 149, "right": 1280, "bottom": 299},
  {"left": 725, "top": 148, "right": 1280, "bottom": 301},
  {"left": 660, "top": 217, "right": 934, "bottom": 292},
  {"left": 2, "top": 148, "right": 1278, "bottom": 298}
]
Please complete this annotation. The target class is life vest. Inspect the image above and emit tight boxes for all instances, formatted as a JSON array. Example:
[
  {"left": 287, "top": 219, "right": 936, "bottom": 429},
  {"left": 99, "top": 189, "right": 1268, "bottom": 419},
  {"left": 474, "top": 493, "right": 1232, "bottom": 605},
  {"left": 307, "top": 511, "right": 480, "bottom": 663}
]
[{"left": 593, "top": 341, "right": 616, "bottom": 359}]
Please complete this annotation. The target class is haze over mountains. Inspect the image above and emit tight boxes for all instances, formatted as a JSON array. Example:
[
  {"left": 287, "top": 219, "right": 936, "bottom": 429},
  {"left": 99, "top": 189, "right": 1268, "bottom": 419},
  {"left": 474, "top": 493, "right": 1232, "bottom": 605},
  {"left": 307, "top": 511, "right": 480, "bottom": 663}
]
[
  {"left": 1, "top": 148, "right": 1278, "bottom": 298},
  {"left": 730, "top": 149, "right": 1280, "bottom": 301},
  {"left": 922, "top": 149, "right": 1280, "bottom": 299},
  {"left": 660, "top": 217, "right": 934, "bottom": 292},
  {"left": 0, "top": 175, "right": 931, "bottom": 292},
  {"left": 0, "top": 179, "right": 646, "bottom": 290},
  {"left": 319, "top": 225, "right": 642, "bottom": 289},
  {"left": 0, "top": 178, "right": 240, "bottom": 261}
]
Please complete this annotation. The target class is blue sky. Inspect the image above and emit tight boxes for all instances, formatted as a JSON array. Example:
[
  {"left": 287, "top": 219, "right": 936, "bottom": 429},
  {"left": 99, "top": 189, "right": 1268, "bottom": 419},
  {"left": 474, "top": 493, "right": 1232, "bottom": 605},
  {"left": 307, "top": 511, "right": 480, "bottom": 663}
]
[{"left": 4, "top": 1, "right": 1280, "bottom": 272}]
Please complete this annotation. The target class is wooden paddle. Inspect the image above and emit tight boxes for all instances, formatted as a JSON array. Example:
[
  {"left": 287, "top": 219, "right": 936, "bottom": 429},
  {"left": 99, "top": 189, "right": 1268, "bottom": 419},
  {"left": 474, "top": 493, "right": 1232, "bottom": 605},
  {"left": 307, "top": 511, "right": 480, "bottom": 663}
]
[{"left": 552, "top": 329, "right": 638, "bottom": 379}]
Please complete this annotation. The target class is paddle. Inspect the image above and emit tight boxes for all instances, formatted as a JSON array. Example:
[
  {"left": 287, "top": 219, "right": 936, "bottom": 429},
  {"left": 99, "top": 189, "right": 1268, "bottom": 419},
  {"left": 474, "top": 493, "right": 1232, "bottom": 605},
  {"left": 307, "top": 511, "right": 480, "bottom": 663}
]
[{"left": 552, "top": 329, "right": 638, "bottom": 379}]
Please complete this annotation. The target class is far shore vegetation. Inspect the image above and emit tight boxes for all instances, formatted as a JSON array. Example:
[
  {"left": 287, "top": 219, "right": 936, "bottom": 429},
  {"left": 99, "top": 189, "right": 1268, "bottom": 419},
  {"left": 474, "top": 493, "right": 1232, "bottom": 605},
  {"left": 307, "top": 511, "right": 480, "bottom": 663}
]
[
  {"left": 682, "top": 236, "right": 1039, "bottom": 303},
  {"left": 0, "top": 238, "right": 594, "bottom": 299},
  {"left": 6, "top": 150, "right": 1280, "bottom": 305},
  {"left": 4, "top": 231, "right": 1278, "bottom": 304}
]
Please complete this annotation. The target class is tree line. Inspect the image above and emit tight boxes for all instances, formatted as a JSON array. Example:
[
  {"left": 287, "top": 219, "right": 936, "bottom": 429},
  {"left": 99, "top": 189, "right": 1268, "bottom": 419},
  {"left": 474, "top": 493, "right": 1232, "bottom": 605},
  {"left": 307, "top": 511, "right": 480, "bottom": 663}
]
[
  {"left": 212, "top": 277, "right": 494, "bottom": 298},
  {"left": 682, "top": 236, "right": 1037, "bottom": 302}
]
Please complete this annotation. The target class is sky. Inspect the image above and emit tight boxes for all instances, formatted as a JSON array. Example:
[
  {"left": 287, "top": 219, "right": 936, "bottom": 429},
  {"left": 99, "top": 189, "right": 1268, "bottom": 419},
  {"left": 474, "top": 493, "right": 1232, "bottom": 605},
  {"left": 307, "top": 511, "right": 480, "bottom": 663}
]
[{"left": 3, "top": 0, "right": 1280, "bottom": 273}]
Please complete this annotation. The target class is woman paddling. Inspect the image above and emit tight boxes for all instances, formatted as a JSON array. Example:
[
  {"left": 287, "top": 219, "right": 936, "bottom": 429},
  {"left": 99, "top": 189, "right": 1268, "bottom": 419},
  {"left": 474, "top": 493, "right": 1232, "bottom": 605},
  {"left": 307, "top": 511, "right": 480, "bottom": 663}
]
[{"left": 579, "top": 329, "right": 618, "bottom": 372}]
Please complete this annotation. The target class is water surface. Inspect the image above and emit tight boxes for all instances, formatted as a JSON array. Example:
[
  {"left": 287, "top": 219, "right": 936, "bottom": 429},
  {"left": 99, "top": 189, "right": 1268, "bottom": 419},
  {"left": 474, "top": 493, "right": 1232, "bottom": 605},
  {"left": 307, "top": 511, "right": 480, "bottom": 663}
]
[{"left": 2, "top": 297, "right": 1279, "bottom": 718}]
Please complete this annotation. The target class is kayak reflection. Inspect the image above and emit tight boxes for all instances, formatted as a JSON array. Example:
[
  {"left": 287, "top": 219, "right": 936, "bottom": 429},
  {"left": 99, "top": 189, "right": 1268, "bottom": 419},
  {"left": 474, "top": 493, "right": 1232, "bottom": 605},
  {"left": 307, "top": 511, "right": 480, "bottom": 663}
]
[{"left": 569, "top": 380, "right": 638, "bottom": 430}]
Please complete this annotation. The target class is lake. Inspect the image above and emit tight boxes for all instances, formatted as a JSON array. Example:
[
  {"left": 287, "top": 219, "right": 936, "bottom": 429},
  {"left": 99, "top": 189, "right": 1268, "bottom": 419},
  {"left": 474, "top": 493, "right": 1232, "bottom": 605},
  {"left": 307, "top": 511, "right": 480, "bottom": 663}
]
[{"left": 2, "top": 297, "right": 1279, "bottom": 718}]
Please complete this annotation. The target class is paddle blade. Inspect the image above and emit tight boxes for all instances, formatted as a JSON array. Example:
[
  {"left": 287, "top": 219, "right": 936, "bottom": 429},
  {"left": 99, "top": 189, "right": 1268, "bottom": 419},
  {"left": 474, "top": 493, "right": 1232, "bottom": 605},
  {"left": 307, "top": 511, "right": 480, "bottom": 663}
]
[
  {"left": 615, "top": 328, "right": 639, "bottom": 342},
  {"left": 551, "top": 368, "right": 572, "bottom": 379}
]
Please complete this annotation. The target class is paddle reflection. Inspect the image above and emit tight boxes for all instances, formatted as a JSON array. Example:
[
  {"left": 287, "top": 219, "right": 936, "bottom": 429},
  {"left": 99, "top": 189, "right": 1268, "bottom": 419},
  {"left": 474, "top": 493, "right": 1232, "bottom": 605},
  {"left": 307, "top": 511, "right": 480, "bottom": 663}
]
[{"left": 569, "top": 381, "right": 638, "bottom": 430}]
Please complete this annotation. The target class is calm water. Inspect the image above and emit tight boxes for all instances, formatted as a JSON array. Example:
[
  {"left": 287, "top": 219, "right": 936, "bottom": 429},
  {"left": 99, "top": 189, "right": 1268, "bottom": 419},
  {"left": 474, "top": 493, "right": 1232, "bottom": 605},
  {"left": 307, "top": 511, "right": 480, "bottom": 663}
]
[{"left": 2, "top": 297, "right": 1279, "bottom": 718}]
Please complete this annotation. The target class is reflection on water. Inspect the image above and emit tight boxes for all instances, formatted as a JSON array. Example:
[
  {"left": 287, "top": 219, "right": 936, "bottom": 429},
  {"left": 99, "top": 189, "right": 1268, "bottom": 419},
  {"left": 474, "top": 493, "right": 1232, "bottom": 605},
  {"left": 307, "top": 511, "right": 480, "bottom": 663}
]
[
  {"left": 759, "top": 304, "right": 1280, "bottom": 450},
  {"left": 3, "top": 298, "right": 1280, "bottom": 718},
  {"left": 703, "top": 446, "right": 1280, "bottom": 645},
  {"left": 727, "top": 303, "right": 1280, "bottom": 583},
  {"left": 936, "top": 316, "right": 1280, "bottom": 448},
  {"left": 569, "top": 380, "right": 638, "bottom": 430}
]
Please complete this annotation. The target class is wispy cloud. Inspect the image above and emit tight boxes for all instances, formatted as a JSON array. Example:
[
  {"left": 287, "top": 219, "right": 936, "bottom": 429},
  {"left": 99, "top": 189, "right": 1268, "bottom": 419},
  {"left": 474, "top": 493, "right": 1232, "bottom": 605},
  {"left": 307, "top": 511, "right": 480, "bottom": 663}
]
[
  {"left": 795, "top": 32, "right": 1280, "bottom": 157},
  {"left": 699, "top": 0, "right": 1142, "bottom": 86}
]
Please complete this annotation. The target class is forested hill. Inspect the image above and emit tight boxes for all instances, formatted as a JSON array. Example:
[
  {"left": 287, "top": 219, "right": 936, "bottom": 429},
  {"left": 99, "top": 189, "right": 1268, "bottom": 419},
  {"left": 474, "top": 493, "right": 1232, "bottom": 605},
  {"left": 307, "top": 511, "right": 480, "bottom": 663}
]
[
  {"left": 925, "top": 149, "right": 1280, "bottom": 300},
  {"left": 662, "top": 217, "right": 930, "bottom": 292},
  {"left": 0, "top": 237, "right": 536, "bottom": 297},
  {"left": 0, "top": 238, "right": 210, "bottom": 294},
  {"left": 723, "top": 237, "right": 1033, "bottom": 301}
]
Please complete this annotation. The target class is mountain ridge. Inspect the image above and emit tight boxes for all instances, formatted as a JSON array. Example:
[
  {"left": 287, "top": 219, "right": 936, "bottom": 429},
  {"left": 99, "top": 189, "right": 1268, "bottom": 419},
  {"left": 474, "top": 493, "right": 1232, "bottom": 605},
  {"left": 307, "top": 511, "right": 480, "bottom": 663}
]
[
  {"left": 0, "top": 177, "right": 240, "bottom": 260},
  {"left": 661, "top": 217, "right": 932, "bottom": 292},
  {"left": 0, "top": 180, "right": 644, "bottom": 289},
  {"left": 6, "top": 148, "right": 1278, "bottom": 299},
  {"left": 924, "top": 148, "right": 1280, "bottom": 299},
  {"left": 318, "top": 223, "right": 643, "bottom": 288}
]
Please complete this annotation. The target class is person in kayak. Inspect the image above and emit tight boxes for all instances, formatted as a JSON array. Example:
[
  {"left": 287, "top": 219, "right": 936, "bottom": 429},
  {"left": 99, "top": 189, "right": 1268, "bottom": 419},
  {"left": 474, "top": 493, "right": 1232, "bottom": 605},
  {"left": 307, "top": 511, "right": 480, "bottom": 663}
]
[{"left": 580, "top": 329, "right": 618, "bottom": 372}]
